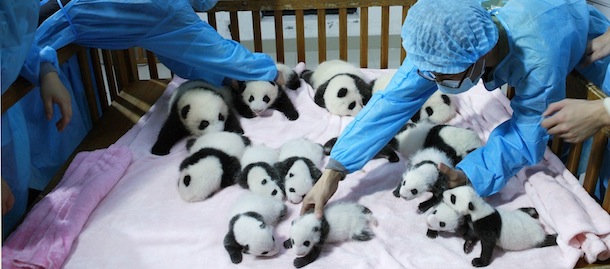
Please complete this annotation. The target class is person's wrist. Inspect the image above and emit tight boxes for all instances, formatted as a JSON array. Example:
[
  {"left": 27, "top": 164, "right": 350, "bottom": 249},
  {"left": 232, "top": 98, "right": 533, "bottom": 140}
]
[
  {"left": 322, "top": 169, "right": 345, "bottom": 185},
  {"left": 602, "top": 98, "right": 610, "bottom": 126}
]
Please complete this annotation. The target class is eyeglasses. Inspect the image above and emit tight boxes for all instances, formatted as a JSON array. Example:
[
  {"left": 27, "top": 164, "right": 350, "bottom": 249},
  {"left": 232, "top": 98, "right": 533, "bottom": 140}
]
[{"left": 417, "top": 64, "right": 473, "bottom": 89}]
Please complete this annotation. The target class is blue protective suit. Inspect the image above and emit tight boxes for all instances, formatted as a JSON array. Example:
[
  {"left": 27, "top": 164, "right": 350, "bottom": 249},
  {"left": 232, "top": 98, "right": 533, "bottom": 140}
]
[
  {"left": 21, "top": 0, "right": 277, "bottom": 87},
  {"left": 330, "top": 0, "right": 610, "bottom": 197}
]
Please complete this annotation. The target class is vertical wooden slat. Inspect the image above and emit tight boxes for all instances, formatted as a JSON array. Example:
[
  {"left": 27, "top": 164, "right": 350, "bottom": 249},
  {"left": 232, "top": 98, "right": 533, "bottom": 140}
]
[
  {"left": 583, "top": 132, "right": 607, "bottom": 195},
  {"left": 252, "top": 11, "right": 263, "bottom": 52},
  {"left": 77, "top": 48, "right": 100, "bottom": 122},
  {"left": 208, "top": 12, "right": 217, "bottom": 30},
  {"left": 360, "top": 7, "right": 369, "bottom": 68},
  {"left": 146, "top": 50, "right": 159, "bottom": 80},
  {"left": 126, "top": 48, "right": 139, "bottom": 82},
  {"left": 101, "top": 50, "right": 119, "bottom": 101},
  {"left": 602, "top": 178, "right": 610, "bottom": 214},
  {"left": 339, "top": 8, "right": 348, "bottom": 61},
  {"left": 89, "top": 48, "right": 109, "bottom": 111},
  {"left": 550, "top": 136, "right": 563, "bottom": 157},
  {"left": 401, "top": 6, "right": 408, "bottom": 63},
  {"left": 506, "top": 85, "right": 515, "bottom": 100},
  {"left": 296, "top": 9, "right": 306, "bottom": 63},
  {"left": 274, "top": 10, "right": 285, "bottom": 63},
  {"left": 566, "top": 142, "right": 583, "bottom": 175},
  {"left": 317, "top": 9, "right": 327, "bottom": 63},
  {"left": 380, "top": 6, "right": 390, "bottom": 69},
  {"left": 112, "top": 50, "right": 129, "bottom": 91},
  {"left": 230, "top": 11, "right": 240, "bottom": 42}
]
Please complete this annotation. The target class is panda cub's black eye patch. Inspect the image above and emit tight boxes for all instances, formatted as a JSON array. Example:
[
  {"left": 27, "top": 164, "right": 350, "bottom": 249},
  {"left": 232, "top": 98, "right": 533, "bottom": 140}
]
[
  {"left": 269, "top": 81, "right": 276, "bottom": 86},
  {"left": 249, "top": 95, "right": 254, "bottom": 102},
  {"left": 304, "top": 241, "right": 310, "bottom": 247},
  {"left": 263, "top": 95, "right": 270, "bottom": 103},
  {"left": 425, "top": 107, "right": 434, "bottom": 116},
  {"left": 348, "top": 101, "right": 356, "bottom": 110},
  {"left": 181, "top": 105, "right": 190, "bottom": 119},
  {"left": 289, "top": 173, "right": 294, "bottom": 177},
  {"left": 289, "top": 188, "right": 295, "bottom": 193},
  {"left": 183, "top": 175, "right": 191, "bottom": 186},
  {"left": 450, "top": 194, "right": 456, "bottom": 204},
  {"left": 199, "top": 120, "right": 209, "bottom": 130},
  {"left": 218, "top": 113, "right": 225, "bottom": 121},
  {"left": 262, "top": 251, "right": 268, "bottom": 255},
  {"left": 439, "top": 222, "right": 445, "bottom": 227},
  {"left": 337, "top": 88, "right": 348, "bottom": 98},
  {"left": 410, "top": 189, "right": 418, "bottom": 195},
  {"left": 261, "top": 179, "right": 267, "bottom": 185}
]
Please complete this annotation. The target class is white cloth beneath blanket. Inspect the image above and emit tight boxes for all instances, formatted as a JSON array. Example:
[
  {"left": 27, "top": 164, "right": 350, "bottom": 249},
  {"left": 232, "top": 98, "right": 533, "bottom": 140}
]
[{"left": 60, "top": 63, "right": 610, "bottom": 269}]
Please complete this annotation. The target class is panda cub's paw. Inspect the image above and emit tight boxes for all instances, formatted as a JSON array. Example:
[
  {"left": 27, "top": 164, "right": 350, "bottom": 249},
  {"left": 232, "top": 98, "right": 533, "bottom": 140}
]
[
  {"left": 463, "top": 239, "right": 476, "bottom": 254},
  {"left": 426, "top": 229, "right": 439, "bottom": 239}
]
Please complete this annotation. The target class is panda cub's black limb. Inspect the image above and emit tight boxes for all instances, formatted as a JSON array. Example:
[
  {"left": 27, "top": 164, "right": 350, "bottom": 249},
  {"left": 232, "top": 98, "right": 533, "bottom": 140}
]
[
  {"left": 444, "top": 186, "right": 558, "bottom": 267},
  {"left": 423, "top": 124, "right": 483, "bottom": 166},
  {"left": 151, "top": 80, "right": 243, "bottom": 156},
  {"left": 277, "top": 63, "right": 301, "bottom": 91},
  {"left": 232, "top": 80, "right": 299, "bottom": 121},
  {"left": 284, "top": 202, "right": 376, "bottom": 268},
  {"left": 323, "top": 137, "right": 399, "bottom": 163}
]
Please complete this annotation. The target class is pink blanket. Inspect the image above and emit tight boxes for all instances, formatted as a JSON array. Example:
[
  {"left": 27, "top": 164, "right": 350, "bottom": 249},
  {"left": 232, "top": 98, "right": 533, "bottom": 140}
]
[
  {"left": 2, "top": 145, "right": 132, "bottom": 269},
  {"left": 8, "top": 63, "right": 610, "bottom": 269}
]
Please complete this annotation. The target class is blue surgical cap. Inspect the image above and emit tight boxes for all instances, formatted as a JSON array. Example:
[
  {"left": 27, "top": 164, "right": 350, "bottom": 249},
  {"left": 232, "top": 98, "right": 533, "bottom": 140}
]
[
  {"left": 190, "top": 0, "right": 219, "bottom": 11},
  {"left": 402, "top": 0, "right": 498, "bottom": 74}
]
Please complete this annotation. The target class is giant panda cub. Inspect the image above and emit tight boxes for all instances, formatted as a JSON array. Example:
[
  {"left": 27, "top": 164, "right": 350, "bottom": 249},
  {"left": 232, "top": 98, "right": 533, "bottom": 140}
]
[
  {"left": 178, "top": 132, "right": 250, "bottom": 202},
  {"left": 283, "top": 202, "right": 377, "bottom": 268},
  {"left": 236, "top": 145, "right": 285, "bottom": 201},
  {"left": 231, "top": 63, "right": 300, "bottom": 121},
  {"left": 443, "top": 186, "right": 558, "bottom": 267},
  {"left": 301, "top": 59, "right": 373, "bottom": 116},
  {"left": 151, "top": 80, "right": 243, "bottom": 156},
  {"left": 224, "top": 193, "right": 288, "bottom": 264},
  {"left": 393, "top": 124, "right": 483, "bottom": 213},
  {"left": 277, "top": 63, "right": 301, "bottom": 90},
  {"left": 274, "top": 138, "right": 324, "bottom": 204}
]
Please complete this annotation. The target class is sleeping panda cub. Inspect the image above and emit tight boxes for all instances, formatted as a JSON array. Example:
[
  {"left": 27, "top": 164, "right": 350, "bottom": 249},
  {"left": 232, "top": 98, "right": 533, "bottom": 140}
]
[
  {"left": 151, "top": 80, "right": 243, "bottom": 156},
  {"left": 274, "top": 138, "right": 324, "bottom": 204},
  {"left": 178, "top": 132, "right": 250, "bottom": 202},
  {"left": 301, "top": 59, "right": 373, "bottom": 116},
  {"left": 231, "top": 63, "right": 299, "bottom": 120},
  {"left": 423, "top": 124, "right": 483, "bottom": 165},
  {"left": 224, "top": 193, "right": 288, "bottom": 264},
  {"left": 443, "top": 186, "right": 558, "bottom": 267},
  {"left": 283, "top": 202, "right": 377, "bottom": 268},
  {"left": 236, "top": 145, "right": 285, "bottom": 201}
]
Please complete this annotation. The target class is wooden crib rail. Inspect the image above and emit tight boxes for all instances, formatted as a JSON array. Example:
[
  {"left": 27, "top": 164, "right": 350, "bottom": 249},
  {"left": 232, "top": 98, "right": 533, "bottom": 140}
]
[{"left": 208, "top": 0, "right": 415, "bottom": 68}]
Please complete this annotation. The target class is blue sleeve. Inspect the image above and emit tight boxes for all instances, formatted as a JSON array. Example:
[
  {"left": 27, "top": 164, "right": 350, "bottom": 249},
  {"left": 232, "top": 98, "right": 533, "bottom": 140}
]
[
  {"left": 329, "top": 59, "right": 437, "bottom": 173},
  {"left": 457, "top": 70, "right": 555, "bottom": 196},
  {"left": 142, "top": 14, "right": 277, "bottom": 86}
]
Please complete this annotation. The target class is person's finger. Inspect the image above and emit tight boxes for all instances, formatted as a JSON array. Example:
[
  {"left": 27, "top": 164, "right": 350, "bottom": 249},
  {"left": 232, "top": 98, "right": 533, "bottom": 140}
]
[
  {"left": 313, "top": 201, "right": 324, "bottom": 220},
  {"left": 43, "top": 97, "right": 54, "bottom": 120},
  {"left": 300, "top": 199, "right": 313, "bottom": 216},
  {"left": 56, "top": 101, "right": 73, "bottom": 132},
  {"left": 542, "top": 100, "right": 567, "bottom": 117},
  {"left": 437, "top": 162, "right": 455, "bottom": 179},
  {"left": 540, "top": 115, "right": 559, "bottom": 130}
]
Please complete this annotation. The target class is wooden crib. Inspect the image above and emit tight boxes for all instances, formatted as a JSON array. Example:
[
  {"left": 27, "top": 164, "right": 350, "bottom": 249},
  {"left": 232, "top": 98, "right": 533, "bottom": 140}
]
[{"left": 2, "top": 0, "right": 609, "bottom": 268}]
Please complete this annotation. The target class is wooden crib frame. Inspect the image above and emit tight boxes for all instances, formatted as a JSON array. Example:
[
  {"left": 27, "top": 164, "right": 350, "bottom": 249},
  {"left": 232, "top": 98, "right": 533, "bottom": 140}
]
[{"left": 1, "top": 0, "right": 608, "bottom": 267}]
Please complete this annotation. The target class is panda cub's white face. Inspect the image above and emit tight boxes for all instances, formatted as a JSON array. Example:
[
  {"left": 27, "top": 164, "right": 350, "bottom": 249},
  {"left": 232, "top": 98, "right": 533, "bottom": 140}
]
[
  {"left": 247, "top": 166, "right": 285, "bottom": 201},
  {"left": 178, "top": 90, "right": 229, "bottom": 137},
  {"left": 399, "top": 164, "right": 439, "bottom": 200},
  {"left": 178, "top": 157, "right": 224, "bottom": 202},
  {"left": 284, "top": 160, "right": 315, "bottom": 204},
  {"left": 242, "top": 81, "right": 279, "bottom": 115},
  {"left": 324, "top": 75, "right": 364, "bottom": 116},
  {"left": 426, "top": 201, "right": 462, "bottom": 232},
  {"left": 288, "top": 214, "right": 322, "bottom": 256}
]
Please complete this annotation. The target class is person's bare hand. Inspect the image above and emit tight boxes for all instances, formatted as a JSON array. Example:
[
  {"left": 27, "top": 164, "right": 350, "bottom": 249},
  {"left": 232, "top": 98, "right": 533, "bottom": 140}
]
[
  {"left": 2, "top": 178, "right": 15, "bottom": 216},
  {"left": 300, "top": 169, "right": 343, "bottom": 219},
  {"left": 40, "top": 72, "right": 72, "bottom": 131},
  {"left": 438, "top": 163, "right": 468, "bottom": 188},
  {"left": 581, "top": 28, "right": 610, "bottom": 67},
  {"left": 541, "top": 99, "right": 610, "bottom": 143}
]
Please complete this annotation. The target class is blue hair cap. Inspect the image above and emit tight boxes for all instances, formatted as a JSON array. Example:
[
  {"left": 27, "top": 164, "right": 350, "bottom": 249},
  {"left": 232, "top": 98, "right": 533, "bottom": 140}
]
[{"left": 402, "top": 0, "right": 499, "bottom": 74}]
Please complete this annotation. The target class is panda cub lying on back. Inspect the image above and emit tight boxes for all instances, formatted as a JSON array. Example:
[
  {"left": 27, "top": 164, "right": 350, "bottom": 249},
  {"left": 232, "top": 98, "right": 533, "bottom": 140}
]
[
  {"left": 443, "top": 186, "right": 558, "bottom": 267},
  {"left": 151, "top": 80, "right": 243, "bottom": 156},
  {"left": 231, "top": 63, "right": 300, "bottom": 121},
  {"left": 224, "top": 193, "right": 287, "bottom": 264},
  {"left": 284, "top": 202, "right": 377, "bottom": 268},
  {"left": 301, "top": 59, "right": 373, "bottom": 116}
]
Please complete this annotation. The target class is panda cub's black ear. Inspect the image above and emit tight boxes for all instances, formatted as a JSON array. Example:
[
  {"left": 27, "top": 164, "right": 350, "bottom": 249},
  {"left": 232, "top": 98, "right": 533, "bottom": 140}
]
[{"left": 181, "top": 105, "right": 190, "bottom": 119}]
